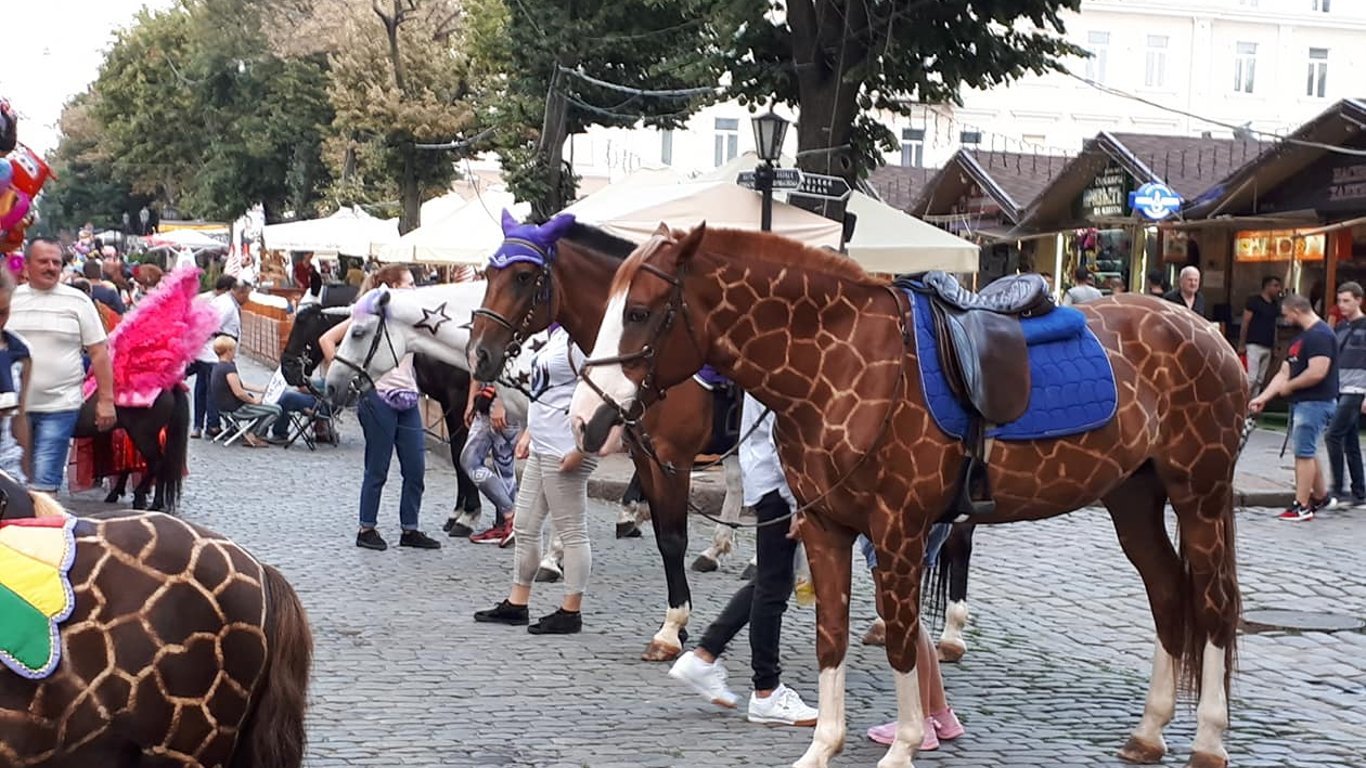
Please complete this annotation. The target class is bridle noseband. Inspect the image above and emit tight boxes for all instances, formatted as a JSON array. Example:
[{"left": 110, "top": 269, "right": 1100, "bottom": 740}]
[{"left": 332, "top": 313, "right": 399, "bottom": 397}]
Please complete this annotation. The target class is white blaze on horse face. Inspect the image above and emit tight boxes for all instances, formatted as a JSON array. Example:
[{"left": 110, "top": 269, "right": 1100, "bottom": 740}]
[
  {"left": 1191, "top": 641, "right": 1229, "bottom": 762},
  {"left": 1130, "top": 640, "right": 1176, "bottom": 751},
  {"left": 875, "top": 668, "right": 923, "bottom": 768},
  {"left": 569, "top": 290, "right": 639, "bottom": 432},
  {"left": 793, "top": 664, "right": 846, "bottom": 768}
]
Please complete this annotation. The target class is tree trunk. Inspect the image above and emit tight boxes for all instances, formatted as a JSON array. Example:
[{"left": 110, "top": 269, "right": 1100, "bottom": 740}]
[
  {"left": 532, "top": 70, "right": 572, "bottom": 221},
  {"left": 398, "top": 145, "right": 421, "bottom": 234}
]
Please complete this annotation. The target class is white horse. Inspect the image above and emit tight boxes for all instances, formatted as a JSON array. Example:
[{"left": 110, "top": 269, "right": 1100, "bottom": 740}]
[{"left": 322, "top": 282, "right": 759, "bottom": 651}]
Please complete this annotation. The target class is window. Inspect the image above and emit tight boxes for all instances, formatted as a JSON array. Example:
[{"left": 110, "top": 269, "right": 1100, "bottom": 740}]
[
  {"left": 901, "top": 128, "right": 925, "bottom": 167},
  {"left": 1307, "top": 48, "right": 1329, "bottom": 97},
  {"left": 1145, "top": 35, "right": 1168, "bottom": 88},
  {"left": 1234, "top": 42, "right": 1257, "bottom": 94},
  {"left": 660, "top": 130, "right": 673, "bottom": 166},
  {"left": 713, "top": 118, "right": 739, "bottom": 167},
  {"left": 960, "top": 131, "right": 982, "bottom": 146},
  {"left": 1085, "top": 31, "right": 1110, "bottom": 83},
  {"left": 1312, "top": 0, "right": 1330, "bottom": 11}
]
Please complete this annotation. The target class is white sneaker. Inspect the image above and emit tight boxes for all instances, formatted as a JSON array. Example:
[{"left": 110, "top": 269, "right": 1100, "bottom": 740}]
[
  {"left": 668, "top": 651, "right": 738, "bottom": 709},
  {"left": 746, "top": 683, "right": 818, "bottom": 726}
]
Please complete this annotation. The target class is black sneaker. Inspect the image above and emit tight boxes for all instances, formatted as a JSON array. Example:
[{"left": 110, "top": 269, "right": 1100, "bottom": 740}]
[
  {"left": 399, "top": 530, "right": 442, "bottom": 549},
  {"left": 1310, "top": 495, "right": 1336, "bottom": 513},
  {"left": 474, "top": 600, "right": 529, "bottom": 625},
  {"left": 267, "top": 434, "right": 291, "bottom": 445},
  {"left": 528, "top": 608, "right": 582, "bottom": 635},
  {"left": 356, "top": 528, "right": 388, "bottom": 550}
]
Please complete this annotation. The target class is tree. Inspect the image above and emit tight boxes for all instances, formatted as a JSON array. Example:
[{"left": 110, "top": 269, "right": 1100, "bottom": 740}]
[
  {"left": 725, "top": 0, "right": 1083, "bottom": 218},
  {"left": 469, "top": 0, "right": 725, "bottom": 220},
  {"left": 36, "top": 92, "right": 152, "bottom": 236}
]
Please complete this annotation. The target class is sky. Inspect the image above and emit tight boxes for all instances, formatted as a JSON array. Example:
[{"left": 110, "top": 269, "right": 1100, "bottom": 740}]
[{"left": 4, "top": 0, "right": 176, "bottom": 155}]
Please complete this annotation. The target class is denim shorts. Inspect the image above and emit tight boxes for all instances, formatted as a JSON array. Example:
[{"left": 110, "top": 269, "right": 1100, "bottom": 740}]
[{"left": 1291, "top": 399, "right": 1337, "bottom": 459}]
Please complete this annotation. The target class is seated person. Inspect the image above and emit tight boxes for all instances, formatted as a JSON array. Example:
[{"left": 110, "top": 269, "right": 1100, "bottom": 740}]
[
  {"left": 209, "top": 337, "right": 281, "bottom": 448},
  {"left": 262, "top": 366, "right": 321, "bottom": 444}
]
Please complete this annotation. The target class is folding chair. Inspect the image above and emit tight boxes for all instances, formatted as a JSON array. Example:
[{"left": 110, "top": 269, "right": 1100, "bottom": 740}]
[
  {"left": 213, "top": 412, "right": 255, "bottom": 447},
  {"left": 282, "top": 410, "right": 317, "bottom": 451}
]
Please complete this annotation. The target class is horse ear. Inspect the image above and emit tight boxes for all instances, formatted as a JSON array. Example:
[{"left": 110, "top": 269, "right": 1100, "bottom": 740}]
[
  {"left": 674, "top": 222, "right": 707, "bottom": 266},
  {"left": 501, "top": 208, "right": 519, "bottom": 235},
  {"left": 376, "top": 288, "right": 392, "bottom": 309},
  {"left": 540, "top": 213, "right": 576, "bottom": 241},
  {"left": 653, "top": 222, "right": 670, "bottom": 238}
]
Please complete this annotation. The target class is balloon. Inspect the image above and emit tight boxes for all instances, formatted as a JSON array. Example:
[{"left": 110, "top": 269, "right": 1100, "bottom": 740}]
[
  {"left": 8, "top": 147, "right": 51, "bottom": 197},
  {"left": 0, "top": 162, "right": 11, "bottom": 187},
  {"left": 0, "top": 189, "right": 29, "bottom": 232}
]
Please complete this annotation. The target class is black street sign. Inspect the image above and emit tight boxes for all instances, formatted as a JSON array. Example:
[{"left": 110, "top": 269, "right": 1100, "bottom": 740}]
[
  {"left": 793, "top": 173, "right": 852, "bottom": 200},
  {"left": 736, "top": 168, "right": 803, "bottom": 190}
]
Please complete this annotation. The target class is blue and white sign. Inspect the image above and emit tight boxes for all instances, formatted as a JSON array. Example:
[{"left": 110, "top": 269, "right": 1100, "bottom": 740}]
[{"left": 1129, "top": 182, "right": 1183, "bottom": 220}]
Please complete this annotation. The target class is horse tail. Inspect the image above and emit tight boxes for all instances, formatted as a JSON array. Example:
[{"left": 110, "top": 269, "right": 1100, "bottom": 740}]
[
  {"left": 231, "top": 564, "right": 312, "bottom": 768},
  {"left": 1175, "top": 497, "right": 1241, "bottom": 703},
  {"left": 161, "top": 388, "right": 191, "bottom": 512}
]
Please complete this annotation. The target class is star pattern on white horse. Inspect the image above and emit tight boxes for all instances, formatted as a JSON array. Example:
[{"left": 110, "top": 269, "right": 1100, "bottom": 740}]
[{"left": 414, "top": 303, "right": 451, "bottom": 336}]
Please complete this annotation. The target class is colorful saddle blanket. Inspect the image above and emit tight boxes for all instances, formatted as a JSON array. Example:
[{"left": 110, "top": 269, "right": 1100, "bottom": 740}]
[
  {"left": 907, "top": 289, "right": 1118, "bottom": 441},
  {"left": 0, "top": 514, "right": 78, "bottom": 679}
]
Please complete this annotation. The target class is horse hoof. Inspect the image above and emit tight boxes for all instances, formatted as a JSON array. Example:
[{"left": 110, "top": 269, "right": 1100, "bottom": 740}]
[
  {"left": 616, "top": 522, "right": 642, "bottom": 539},
  {"left": 132, "top": 496, "right": 149, "bottom": 511},
  {"left": 1185, "top": 752, "right": 1227, "bottom": 768},
  {"left": 691, "top": 554, "right": 719, "bottom": 572},
  {"left": 1118, "top": 736, "right": 1166, "bottom": 764},
  {"left": 535, "top": 566, "right": 562, "bottom": 583},
  {"left": 103, "top": 491, "right": 121, "bottom": 504},
  {"left": 861, "top": 619, "right": 886, "bottom": 646},
  {"left": 641, "top": 640, "right": 682, "bottom": 662},
  {"left": 448, "top": 523, "right": 475, "bottom": 538},
  {"left": 739, "top": 562, "right": 756, "bottom": 580},
  {"left": 937, "top": 640, "right": 966, "bottom": 663}
]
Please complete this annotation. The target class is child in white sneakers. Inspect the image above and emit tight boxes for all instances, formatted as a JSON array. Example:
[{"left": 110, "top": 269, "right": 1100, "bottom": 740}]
[{"left": 667, "top": 393, "right": 819, "bottom": 726}]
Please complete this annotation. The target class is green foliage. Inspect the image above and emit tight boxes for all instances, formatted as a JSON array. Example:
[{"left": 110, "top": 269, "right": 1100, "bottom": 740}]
[{"left": 36, "top": 92, "right": 151, "bottom": 236}]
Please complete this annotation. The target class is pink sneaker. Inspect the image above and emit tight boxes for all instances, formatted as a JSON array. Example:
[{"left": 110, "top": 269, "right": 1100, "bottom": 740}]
[
  {"left": 867, "top": 718, "right": 938, "bottom": 751},
  {"left": 932, "top": 708, "right": 964, "bottom": 740}
]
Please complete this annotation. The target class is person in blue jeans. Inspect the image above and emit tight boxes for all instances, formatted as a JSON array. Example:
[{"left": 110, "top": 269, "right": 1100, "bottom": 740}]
[
  {"left": 463, "top": 382, "right": 522, "bottom": 544},
  {"left": 320, "top": 265, "right": 440, "bottom": 551},
  {"left": 1250, "top": 293, "right": 1340, "bottom": 522},
  {"left": 1326, "top": 281, "right": 1366, "bottom": 508}
]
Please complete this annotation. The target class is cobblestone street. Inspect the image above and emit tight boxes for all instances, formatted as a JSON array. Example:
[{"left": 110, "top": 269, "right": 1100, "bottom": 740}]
[{"left": 65, "top": 365, "right": 1366, "bottom": 768}]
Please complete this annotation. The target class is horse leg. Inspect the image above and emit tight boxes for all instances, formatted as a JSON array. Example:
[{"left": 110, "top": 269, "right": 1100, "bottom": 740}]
[
  {"left": 640, "top": 457, "right": 694, "bottom": 661},
  {"left": 1159, "top": 467, "right": 1240, "bottom": 768},
  {"left": 867, "top": 522, "right": 932, "bottom": 768},
  {"left": 792, "top": 516, "right": 855, "bottom": 768},
  {"left": 936, "top": 524, "right": 974, "bottom": 663},
  {"left": 692, "top": 454, "right": 742, "bottom": 571},
  {"left": 104, "top": 472, "right": 129, "bottom": 504},
  {"left": 1102, "top": 463, "right": 1184, "bottom": 765}
]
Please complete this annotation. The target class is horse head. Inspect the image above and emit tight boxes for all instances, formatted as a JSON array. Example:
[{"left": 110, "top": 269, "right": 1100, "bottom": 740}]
[
  {"left": 323, "top": 287, "right": 410, "bottom": 407},
  {"left": 469, "top": 210, "right": 575, "bottom": 381},
  {"left": 570, "top": 223, "right": 709, "bottom": 455}
]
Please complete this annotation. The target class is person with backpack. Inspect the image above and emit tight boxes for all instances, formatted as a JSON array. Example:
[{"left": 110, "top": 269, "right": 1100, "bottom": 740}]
[{"left": 1325, "top": 281, "right": 1366, "bottom": 509}]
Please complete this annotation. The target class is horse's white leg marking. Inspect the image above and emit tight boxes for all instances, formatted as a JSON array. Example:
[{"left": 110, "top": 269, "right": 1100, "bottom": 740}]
[
  {"left": 651, "top": 603, "right": 691, "bottom": 651},
  {"left": 937, "top": 600, "right": 969, "bottom": 657},
  {"left": 701, "top": 455, "right": 744, "bottom": 562},
  {"left": 794, "top": 664, "right": 846, "bottom": 768},
  {"left": 569, "top": 292, "right": 637, "bottom": 428},
  {"left": 1130, "top": 640, "right": 1176, "bottom": 751},
  {"left": 876, "top": 668, "right": 923, "bottom": 768},
  {"left": 1191, "top": 641, "right": 1229, "bottom": 763}
]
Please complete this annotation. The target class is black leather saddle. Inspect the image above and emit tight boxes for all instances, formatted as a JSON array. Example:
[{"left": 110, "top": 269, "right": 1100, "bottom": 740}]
[{"left": 0, "top": 470, "right": 36, "bottom": 521}]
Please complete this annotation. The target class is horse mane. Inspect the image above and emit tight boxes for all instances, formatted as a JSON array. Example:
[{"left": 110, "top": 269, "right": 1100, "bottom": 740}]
[
  {"left": 610, "top": 226, "right": 886, "bottom": 295},
  {"left": 562, "top": 222, "right": 638, "bottom": 262}
]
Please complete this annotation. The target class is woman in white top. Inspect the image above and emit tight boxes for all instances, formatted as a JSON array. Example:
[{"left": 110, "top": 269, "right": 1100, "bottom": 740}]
[
  {"left": 320, "top": 265, "right": 441, "bottom": 552},
  {"left": 475, "top": 324, "right": 597, "bottom": 635}
]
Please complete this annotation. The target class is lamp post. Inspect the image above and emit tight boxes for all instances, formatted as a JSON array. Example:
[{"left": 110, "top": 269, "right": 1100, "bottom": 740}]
[{"left": 751, "top": 110, "right": 790, "bottom": 232}]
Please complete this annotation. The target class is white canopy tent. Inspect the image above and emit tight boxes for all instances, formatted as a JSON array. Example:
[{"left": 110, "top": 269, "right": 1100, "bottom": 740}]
[
  {"left": 144, "top": 229, "right": 223, "bottom": 249},
  {"left": 420, "top": 192, "right": 468, "bottom": 225},
  {"left": 564, "top": 180, "right": 843, "bottom": 249},
  {"left": 376, "top": 191, "right": 531, "bottom": 265},
  {"left": 262, "top": 206, "right": 399, "bottom": 256},
  {"left": 843, "top": 192, "right": 978, "bottom": 274}
]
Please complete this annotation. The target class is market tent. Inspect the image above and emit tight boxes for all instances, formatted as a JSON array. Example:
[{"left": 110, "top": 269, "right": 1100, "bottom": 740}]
[
  {"left": 262, "top": 206, "right": 398, "bottom": 256},
  {"left": 375, "top": 191, "right": 530, "bottom": 265},
  {"left": 564, "top": 180, "right": 843, "bottom": 249},
  {"left": 843, "top": 192, "right": 978, "bottom": 274},
  {"left": 420, "top": 192, "right": 468, "bottom": 224},
  {"left": 144, "top": 229, "right": 223, "bottom": 249}
]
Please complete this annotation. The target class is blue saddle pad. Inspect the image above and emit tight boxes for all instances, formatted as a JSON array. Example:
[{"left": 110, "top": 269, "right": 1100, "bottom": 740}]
[{"left": 906, "top": 289, "right": 1118, "bottom": 441}]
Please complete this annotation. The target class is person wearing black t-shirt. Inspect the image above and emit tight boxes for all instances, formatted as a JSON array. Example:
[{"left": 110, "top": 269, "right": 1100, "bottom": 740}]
[
  {"left": 1326, "top": 282, "right": 1366, "bottom": 509},
  {"left": 1250, "top": 294, "right": 1339, "bottom": 522},
  {"left": 1239, "top": 275, "right": 1282, "bottom": 398}
]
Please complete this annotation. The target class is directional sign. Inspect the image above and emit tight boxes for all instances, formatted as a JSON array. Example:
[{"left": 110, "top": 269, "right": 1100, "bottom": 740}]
[
  {"left": 1128, "top": 182, "right": 1183, "bottom": 221},
  {"left": 792, "top": 172, "right": 852, "bottom": 201},
  {"left": 736, "top": 168, "right": 803, "bottom": 191}
]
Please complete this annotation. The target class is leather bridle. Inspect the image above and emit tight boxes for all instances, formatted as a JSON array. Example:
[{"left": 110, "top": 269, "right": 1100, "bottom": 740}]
[{"left": 331, "top": 314, "right": 399, "bottom": 398}]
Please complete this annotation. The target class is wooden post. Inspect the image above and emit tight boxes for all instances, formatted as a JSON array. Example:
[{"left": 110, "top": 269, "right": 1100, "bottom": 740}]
[{"left": 1329, "top": 228, "right": 1350, "bottom": 303}]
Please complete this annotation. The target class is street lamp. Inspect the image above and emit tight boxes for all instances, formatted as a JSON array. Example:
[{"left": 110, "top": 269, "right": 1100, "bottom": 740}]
[{"left": 750, "top": 111, "right": 790, "bottom": 232}]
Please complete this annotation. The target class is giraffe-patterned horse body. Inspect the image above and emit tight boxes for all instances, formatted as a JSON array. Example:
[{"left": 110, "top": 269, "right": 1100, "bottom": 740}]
[
  {"left": 570, "top": 225, "right": 1244, "bottom": 768},
  {"left": 0, "top": 491, "right": 311, "bottom": 768}
]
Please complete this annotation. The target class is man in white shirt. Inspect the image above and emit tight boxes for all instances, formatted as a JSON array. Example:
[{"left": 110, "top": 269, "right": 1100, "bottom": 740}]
[
  {"left": 9, "top": 238, "right": 116, "bottom": 492},
  {"left": 188, "top": 275, "right": 238, "bottom": 438},
  {"left": 669, "top": 391, "right": 819, "bottom": 727}
]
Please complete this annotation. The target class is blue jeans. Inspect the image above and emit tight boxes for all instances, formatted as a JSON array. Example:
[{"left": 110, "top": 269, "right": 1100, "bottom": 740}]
[
  {"left": 187, "top": 361, "right": 218, "bottom": 432},
  {"left": 1291, "top": 399, "right": 1336, "bottom": 459},
  {"left": 459, "top": 413, "right": 521, "bottom": 522},
  {"left": 271, "top": 389, "right": 319, "bottom": 438},
  {"left": 27, "top": 410, "right": 80, "bottom": 492},
  {"left": 1325, "top": 393, "right": 1365, "bottom": 498},
  {"left": 357, "top": 392, "right": 425, "bottom": 530},
  {"left": 860, "top": 522, "right": 952, "bottom": 571}
]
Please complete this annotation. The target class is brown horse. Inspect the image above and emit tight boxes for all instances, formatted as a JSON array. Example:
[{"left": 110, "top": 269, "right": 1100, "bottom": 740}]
[
  {"left": 0, "top": 486, "right": 312, "bottom": 768},
  {"left": 468, "top": 218, "right": 729, "bottom": 661},
  {"left": 570, "top": 225, "right": 1244, "bottom": 768}
]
